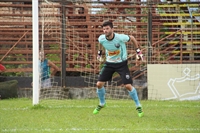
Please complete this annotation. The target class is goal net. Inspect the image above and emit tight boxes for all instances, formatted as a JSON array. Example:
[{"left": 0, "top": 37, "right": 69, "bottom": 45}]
[
  {"left": 38, "top": 0, "right": 67, "bottom": 102},
  {"left": 37, "top": 0, "right": 148, "bottom": 105},
  {"left": 37, "top": 0, "right": 199, "bottom": 103}
]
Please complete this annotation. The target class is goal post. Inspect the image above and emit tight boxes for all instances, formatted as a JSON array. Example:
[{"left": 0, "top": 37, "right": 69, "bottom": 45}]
[
  {"left": 32, "top": 0, "right": 40, "bottom": 105},
  {"left": 32, "top": 0, "right": 67, "bottom": 105}
]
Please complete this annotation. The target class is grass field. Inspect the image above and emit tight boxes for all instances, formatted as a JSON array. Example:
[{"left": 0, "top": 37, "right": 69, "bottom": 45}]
[{"left": 0, "top": 98, "right": 200, "bottom": 133}]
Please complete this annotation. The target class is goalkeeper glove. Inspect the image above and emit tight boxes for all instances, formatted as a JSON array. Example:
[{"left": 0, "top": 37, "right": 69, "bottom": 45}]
[
  {"left": 97, "top": 50, "right": 104, "bottom": 62},
  {"left": 136, "top": 48, "right": 143, "bottom": 61}
]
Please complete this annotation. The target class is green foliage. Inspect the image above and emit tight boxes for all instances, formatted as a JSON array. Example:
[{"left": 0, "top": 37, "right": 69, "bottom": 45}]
[
  {"left": 46, "top": 44, "right": 60, "bottom": 67},
  {"left": 46, "top": 54, "right": 60, "bottom": 62},
  {"left": 112, "top": 72, "right": 118, "bottom": 77},
  {"left": 73, "top": 53, "right": 79, "bottom": 61},
  {"left": 160, "top": 54, "right": 167, "bottom": 61},
  {"left": 84, "top": 54, "right": 91, "bottom": 68},
  {"left": 74, "top": 64, "right": 80, "bottom": 68},
  {"left": 84, "top": 53, "right": 89, "bottom": 60},
  {"left": 1, "top": 52, "right": 28, "bottom": 77},
  {"left": 100, "top": 63, "right": 104, "bottom": 69},
  {"left": 128, "top": 63, "right": 135, "bottom": 68},
  {"left": 156, "top": 7, "right": 165, "bottom": 13},
  {"left": 85, "top": 64, "right": 91, "bottom": 68},
  {"left": 46, "top": 44, "right": 60, "bottom": 62},
  {"left": 124, "top": 8, "right": 136, "bottom": 14}
]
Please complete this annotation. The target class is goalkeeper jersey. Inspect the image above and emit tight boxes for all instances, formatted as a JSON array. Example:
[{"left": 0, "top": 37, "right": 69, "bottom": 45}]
[
  {"left": 40, "top": 59, "right": 50, "bottom": 81},
  {"left": 98, "top": 33, "right": 130, "bottom": 63}
]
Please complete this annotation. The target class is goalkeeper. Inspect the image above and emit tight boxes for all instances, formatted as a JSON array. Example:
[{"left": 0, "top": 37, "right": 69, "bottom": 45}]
[{"left": 93, "top": 20, "right": 144, "bottom": 117}]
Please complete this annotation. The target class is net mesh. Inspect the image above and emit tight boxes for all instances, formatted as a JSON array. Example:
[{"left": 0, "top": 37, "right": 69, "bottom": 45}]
[
  {"left": 37, "top": 0, "right": 200, "bottom": 102},
  {"left": 39, "top": 1, "right": 65, "bottom": 101},
  {"left": 37, "top": 0, "right": 149, "bottom": 104}
]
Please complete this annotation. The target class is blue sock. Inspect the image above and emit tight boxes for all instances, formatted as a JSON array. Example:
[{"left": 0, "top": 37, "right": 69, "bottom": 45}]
[
  {"left": 97, "top": 87, "right": 106, "bottom": 106},
  {"left": 129, "top": 87, "right": 141, "bottom": 107}
]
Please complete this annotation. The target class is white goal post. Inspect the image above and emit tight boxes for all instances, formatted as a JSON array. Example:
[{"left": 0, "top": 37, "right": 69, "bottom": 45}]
[
  {"left": 32, "top": 0, "right": 64, "bottom": 105},
  {"left": 32, "top": 0, "right": 39, "bottom": 105}
]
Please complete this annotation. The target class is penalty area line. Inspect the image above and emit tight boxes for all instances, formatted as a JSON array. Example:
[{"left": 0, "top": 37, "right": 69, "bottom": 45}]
[
  {"left": 1, "top": 104, "right": 200, "bottom": 110},
  {"left": 2, "top": 128, "right": 200, "bottom": 132}
]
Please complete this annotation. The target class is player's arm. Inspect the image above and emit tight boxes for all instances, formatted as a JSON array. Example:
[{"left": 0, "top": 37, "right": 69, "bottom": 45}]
[
  {"left": 129, "top": 35, "right": 140, "bottom": 49},
  {"left": 97, "top": 43, "right": 104, "bottom": 62},
  {"left": 48, "top": 60, "right": 59, "bottom": 76},
  {"left": 129, "top": 35, "right": 143, "bottom": 60}
]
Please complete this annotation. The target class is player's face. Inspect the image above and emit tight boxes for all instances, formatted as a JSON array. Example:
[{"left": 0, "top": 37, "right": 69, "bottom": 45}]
[
  {"left": 39, "top": 52, "right": 44, "bottom": 61},
  {"left": 103, "top": 25, "right": 113, "bottom": 38}
]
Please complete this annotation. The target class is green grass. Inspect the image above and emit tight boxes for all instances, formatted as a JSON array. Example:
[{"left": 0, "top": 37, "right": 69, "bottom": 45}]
[{"left": 0, "top": 98, "right": 200, "bottom": 133}]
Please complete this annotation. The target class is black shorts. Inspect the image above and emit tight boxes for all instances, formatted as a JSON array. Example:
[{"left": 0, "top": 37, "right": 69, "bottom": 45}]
[{"left": 98, "top": 60, "right": 133, "bottom": 85}]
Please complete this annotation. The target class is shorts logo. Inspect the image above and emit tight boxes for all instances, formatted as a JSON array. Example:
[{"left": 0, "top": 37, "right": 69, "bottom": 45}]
[
  {"left": 115, "top": 43, "right": 120, "bottom": 48},
  {"left": 126, "top": 74, "right": 130, "bottom": 79}
]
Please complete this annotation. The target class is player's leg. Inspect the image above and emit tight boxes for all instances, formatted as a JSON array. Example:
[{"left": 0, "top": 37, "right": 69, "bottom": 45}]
[
  {"left": 124, "top": 84, "right": 144, "bottom": 117},
  {"left": 46, "top": 78, "right": 51, "bottom": 88},
  {"left": 125, "top": 84, "right": 141, "bottom": 107},
  {"left": 41, "top": 79, "right": 44, "bottom": 88},
  {"left": 96, "top": 81, "right": 106, "bottom": 106},
  {"left": 93, "top": 81, "right": 106, "bottom": 114},
  {"left": 93, "top": 64, "right": 114, "bottom": 114},
  {"left": 117, "top": 61, "right": 144, "bottom": 117},
  {"left": 43, "top": 79, "right": 47, "bottom": 88}
]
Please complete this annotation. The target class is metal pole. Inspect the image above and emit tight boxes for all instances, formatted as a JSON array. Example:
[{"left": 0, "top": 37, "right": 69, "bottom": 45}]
[
  {"left": 32, "top": 0, "right": 39, "bottom": 105},
  {"left": 187, "top": 4, "right": 194, "bottom": 61},
  {"left": 147, "top": 2, "right": 152, "bottom": 64},
  {"left": 61, "top": 3, "right": 66, "bottom": 87}
]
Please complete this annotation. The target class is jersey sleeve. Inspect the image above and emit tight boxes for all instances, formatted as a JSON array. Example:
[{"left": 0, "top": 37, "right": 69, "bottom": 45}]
[
  {"left": 98, "top": 34, "right": 104, "bottom": 43},
  {"left": 120, "top": 34, "right": 130, "bottom": 42}
]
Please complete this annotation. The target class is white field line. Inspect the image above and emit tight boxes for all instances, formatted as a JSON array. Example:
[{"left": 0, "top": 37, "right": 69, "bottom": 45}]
[
  {"left": 1, "top": 104, "right": 200, "bottom": 110},
  {"left": 1, "top": 128, "right": 200, "bottom": 132}
]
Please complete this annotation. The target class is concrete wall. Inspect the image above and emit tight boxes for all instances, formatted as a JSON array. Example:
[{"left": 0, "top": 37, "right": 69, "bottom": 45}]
[
  {"left": 0, "top": 76, "right": 147, "bottom": 100},
  {"left": 17, "top": 86, "right": 147, "bottom": 100},
  {"left": 148, "top": 64, "right": 200, "bottom": 100}
]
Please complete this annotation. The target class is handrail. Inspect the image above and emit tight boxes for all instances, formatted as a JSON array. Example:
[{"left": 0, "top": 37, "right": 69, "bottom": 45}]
[
  {"left": 0, "top": 30, "right": 29, "bottom": 62},
  {"left": 151, "top": 29, "right": 183, "bottom": 64},
  {"left": 152, "top": 29, "right": 182, "bottom": 47}
]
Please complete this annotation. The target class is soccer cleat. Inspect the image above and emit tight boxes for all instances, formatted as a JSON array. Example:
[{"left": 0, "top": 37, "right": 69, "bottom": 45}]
[
  {"left": 136, "top": 107, "right": 144, "bottom": 118},
  {"left": 93, "top": 103, "right": 106, "bottom": 114}
]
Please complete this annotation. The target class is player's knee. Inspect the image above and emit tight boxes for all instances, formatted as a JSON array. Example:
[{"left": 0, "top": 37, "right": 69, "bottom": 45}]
[
  {"left": 96, "top": 81, "right": 104, "bottom": 88},
  {"left": 124, "top": 84, "right": 132, "bottom": 91}
]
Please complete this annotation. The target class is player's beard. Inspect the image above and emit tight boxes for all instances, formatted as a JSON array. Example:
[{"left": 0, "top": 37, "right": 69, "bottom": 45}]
[{"left": 105, "top": 31, "right": 113, "bottom": 39}]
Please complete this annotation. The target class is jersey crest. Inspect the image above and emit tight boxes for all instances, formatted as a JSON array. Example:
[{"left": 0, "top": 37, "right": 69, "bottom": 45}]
[{"left": 114, "top": 43, "right": 120, "bottom": 48}]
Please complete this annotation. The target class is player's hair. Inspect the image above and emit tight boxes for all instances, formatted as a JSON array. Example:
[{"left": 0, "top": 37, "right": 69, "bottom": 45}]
[{"left": 102, "top": 21, "right": 113, "bottom": 28}]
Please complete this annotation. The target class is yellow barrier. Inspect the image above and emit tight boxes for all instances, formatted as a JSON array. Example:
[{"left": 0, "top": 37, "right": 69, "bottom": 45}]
[
  {"left": 167, "top": 41, "right": 200, "bottom": 44},
  {"left": 163, "top": 22, "right": 200, "bottom": 26},
  {"left": 160, "top": 13, "right": 200, "bottom": 17},
  {"left": 171, "top": 51, "right": 200, "bottom": 54},
  {"left": 164, "top": 31, "right": 200, "bottom": 34},
  {"left": 157, "top": 4, "right": 199, "bottom": 8}
]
